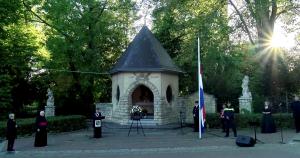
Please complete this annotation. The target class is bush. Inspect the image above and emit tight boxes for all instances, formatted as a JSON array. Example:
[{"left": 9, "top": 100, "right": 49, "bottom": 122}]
[
  {"left": 0, "top": 115, "right": 87, "bottom": 138},
  {"left": 206, "top": 113, "right": 295, "bottom": 129}
]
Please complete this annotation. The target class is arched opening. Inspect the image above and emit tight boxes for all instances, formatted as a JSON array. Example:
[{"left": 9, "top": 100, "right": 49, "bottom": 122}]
[{"left": 131, "top": 85, "right": 154, "bottom": 119}]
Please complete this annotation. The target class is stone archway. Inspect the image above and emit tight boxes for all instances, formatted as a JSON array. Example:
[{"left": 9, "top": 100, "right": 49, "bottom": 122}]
[
  {"left": 132, "top": 85, "right": 154, "bottom": 118},
  {"left": 125, "top": 80, "right": 160, "bottom": 121}
]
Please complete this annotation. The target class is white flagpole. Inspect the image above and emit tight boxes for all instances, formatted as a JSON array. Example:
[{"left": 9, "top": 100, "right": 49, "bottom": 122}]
[{"left": 198, "top": 35, "right": 202, "bottom": 139}]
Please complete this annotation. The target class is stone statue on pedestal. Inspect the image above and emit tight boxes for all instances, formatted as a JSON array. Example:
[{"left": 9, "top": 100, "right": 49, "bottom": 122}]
[
  {"left": 239, "top": 75, "right": 253, "bottom": 113},
  {"left": 45, "top": 88, "right": 55, "bottom": 117}
]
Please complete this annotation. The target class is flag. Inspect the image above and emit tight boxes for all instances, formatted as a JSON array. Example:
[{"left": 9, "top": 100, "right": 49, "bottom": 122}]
[{"left": 198, "top": 36, "right": 206, "bottom": 139}]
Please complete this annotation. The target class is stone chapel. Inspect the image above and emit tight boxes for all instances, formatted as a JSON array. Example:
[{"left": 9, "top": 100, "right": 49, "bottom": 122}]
[{"left": 96, "top": 26, "right": 216, "bottom": 125}]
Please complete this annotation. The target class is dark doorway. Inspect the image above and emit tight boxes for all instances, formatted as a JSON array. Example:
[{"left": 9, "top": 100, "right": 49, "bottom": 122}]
[{"left": 132, "top": 85, "right": 154, "bottom": 119}]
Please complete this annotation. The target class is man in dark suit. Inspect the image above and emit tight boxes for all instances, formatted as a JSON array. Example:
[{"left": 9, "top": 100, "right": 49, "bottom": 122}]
[
  {"left": 193, "top": 101, "right": 199, "bottom": 132},
  {"left": 291, "top": 95, "right": 300, "bottom": 133},
  {"left": 6, "top": 113, "right": 17, "bottom": 151}
]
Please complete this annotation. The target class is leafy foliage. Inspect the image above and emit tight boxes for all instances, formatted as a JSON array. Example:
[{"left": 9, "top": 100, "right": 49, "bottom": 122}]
[
  {"left": 22, "top": 0, "right": 136, "bottom": 116},
  {"left": 0, "top": 0, "right": 43, "bottom": 117},
  {"left": 152, "top": 0, "right": 244, "bottom": 108}
]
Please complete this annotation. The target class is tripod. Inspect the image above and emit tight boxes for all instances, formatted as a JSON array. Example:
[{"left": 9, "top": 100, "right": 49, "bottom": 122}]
[
  {"left": 248, "top": 121, "right": 264, "bottom": 144},
  {"left": 128, "top": 117, "right": 145, "bottom": 136}
]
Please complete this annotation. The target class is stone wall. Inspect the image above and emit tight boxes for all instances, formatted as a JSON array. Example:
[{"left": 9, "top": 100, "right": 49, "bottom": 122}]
[
  {"left": 95, "top": 103, "right": 113, "bottom": 121},
  {"left": 183, "top": 92, "right": 216, "bottom": 124}
]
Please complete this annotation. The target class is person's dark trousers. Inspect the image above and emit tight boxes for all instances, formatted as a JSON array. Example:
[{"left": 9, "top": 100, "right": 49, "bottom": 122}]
[
  {"left": 7, "top": 138, "right": 15, "bottom": 151},
  {"left": 221, "top": 118, "right": 226, "bottom": 132},
  {"left": 193, "top": 117, "right": 199, "bottom": 132},
  {"left": 225, "top": 120, "right": 237, "bottom": 137},
  {"left": 295, "top": 115, "right": 300, "bottom": 133}
]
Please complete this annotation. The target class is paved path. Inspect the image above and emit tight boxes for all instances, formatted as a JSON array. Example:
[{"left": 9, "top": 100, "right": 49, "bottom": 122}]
[{"left": 1, "top": 123, "right": 300, "bottom": 158}]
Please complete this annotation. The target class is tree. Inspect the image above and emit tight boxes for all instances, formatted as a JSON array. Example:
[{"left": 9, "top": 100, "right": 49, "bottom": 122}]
[
  {"left": 152, "top": 0, "right": 244, "bottom": 109},
  {"left": 229, "top": 0, "right": 300, "bottom": 99},
  {"left": 22, "top": 0, "right": 136, "bottom": 115},
  {"left": 0, "top": 0, "right": 43, "bottom": 118}
]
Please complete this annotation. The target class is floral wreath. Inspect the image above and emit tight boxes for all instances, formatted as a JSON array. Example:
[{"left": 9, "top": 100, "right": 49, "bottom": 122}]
[{"left": 131, "top": 105, "right": 142, "bottom": 114}]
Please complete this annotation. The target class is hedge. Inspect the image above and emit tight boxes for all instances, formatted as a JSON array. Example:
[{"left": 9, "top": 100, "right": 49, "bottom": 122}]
[
  {"left": 205, "top": 113, "right": 295, "bottom": 129},
  {"left": 0, "top": 115, "right": 87, "bottom": 138}
]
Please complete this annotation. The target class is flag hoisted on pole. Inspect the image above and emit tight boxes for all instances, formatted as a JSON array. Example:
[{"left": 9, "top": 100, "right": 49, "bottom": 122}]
[{"left": 197, "top": 35, "right": 206, "bottom": 139}]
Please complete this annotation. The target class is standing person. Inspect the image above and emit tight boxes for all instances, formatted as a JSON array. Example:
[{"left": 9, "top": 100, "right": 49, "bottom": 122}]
[
  {"left": 291, "top": 95, "right": 300, "bottom": 133},
  {"left": 34, "top": 110, "right": 48, "bottom": 147},
  {"left": 193, "top": 101, "right": 199, "bottom": 132},
  {"left": 93, "top": 108, "right": 104, "bottom": 138},
  {"left": 6, "top": 113, "right": 17, "bottom": 151},
  {"left": 261, "top": 101, "right": 276, "bottom": 133},
  {"left": 220, "top": 104, "right": 226, "bottom": 132},
  {"left": 224, "top": 102, "right": 237, "bottom": 137}
]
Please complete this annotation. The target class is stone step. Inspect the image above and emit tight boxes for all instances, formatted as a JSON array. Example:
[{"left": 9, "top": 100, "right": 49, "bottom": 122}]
[{"left": 129, "top": 119, "right": 157, "bottom": 126}]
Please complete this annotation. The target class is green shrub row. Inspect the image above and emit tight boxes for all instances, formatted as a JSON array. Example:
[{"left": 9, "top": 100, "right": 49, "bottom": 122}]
[
  {"left": 0, "top": 115, "right": 87, "bottom": 138},
  {"left": 205, "top": 113, "right": 295, "bottom": 129}
]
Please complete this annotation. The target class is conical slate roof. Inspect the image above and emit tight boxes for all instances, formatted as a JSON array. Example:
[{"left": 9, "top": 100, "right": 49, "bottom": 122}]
[{"left": 110, "top": 26, "right": 183, "bottom": 75}]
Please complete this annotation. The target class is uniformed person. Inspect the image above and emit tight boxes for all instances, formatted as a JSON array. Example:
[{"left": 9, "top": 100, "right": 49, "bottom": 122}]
[{"left": 224, "top": 102, "right": 237, "bottom": 137}]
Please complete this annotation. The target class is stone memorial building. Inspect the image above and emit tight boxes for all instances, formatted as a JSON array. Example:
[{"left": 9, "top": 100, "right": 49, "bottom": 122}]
[
  {"left": 97, "top": 26, "right": 216, "bottom": 125},
  {"left": 110, "top": 26, "right": 183, "bottom": 125}
]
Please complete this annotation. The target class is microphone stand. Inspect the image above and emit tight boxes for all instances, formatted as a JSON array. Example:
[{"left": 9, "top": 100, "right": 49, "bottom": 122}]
[{"left": 279, "top": 103, "right": 285, "bottom": 144}]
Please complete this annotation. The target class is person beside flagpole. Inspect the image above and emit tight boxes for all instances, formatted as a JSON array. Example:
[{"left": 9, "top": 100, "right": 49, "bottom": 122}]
[
  {"left": 224, "top": 102, "right": 237, "bottom": 137},
  {"left": 193, "top": 101, "right": 199, "bottom": 132}
]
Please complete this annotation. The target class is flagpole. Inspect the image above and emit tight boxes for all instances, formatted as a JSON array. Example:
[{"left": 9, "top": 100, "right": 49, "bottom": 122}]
[{"left": 197, "top": 35, "right": 202, "bottom": 139}]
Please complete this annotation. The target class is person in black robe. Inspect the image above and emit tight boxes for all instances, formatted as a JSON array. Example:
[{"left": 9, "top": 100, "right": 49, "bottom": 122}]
[
  {"left": 193, "top": 101, "right": 199, "bottom": 132},
  {"left": 224, "top": 102, "right": 237, "bottom": 137},
  {"left": 291, "top": 96, "right": 300, "bottom": 133},
  {"left": 93, "top": 108, "right": 105, "bottom": 138},
  {"left": 34, "top": 111, "right": 48, "bottom": 147},
  {"left": 6, "top": 113, "right": 17, "bottom": 151},
  {"left": 261, "top": 101, "right": 276, "bottom": 133}
]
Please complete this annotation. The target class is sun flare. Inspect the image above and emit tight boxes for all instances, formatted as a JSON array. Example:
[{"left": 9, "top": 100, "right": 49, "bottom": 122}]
[{"left": 268, "top": 24, "right": 296, "bottom": 49}]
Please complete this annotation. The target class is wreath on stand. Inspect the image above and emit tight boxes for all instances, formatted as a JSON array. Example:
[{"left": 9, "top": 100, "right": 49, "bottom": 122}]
[{"left": 131, "top": 105, "right": 142, "bottom": 120}]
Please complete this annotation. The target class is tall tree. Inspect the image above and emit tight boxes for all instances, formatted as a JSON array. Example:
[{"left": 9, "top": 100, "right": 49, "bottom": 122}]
[
  {"left": 0, "top": 0, "right": 43, "bottom": 117},
  {"left": 22, "top": 0, "right": 136, "bottom": 115},
  {"left": 152, "top": 0, "right": 244, "bottom": 107}
]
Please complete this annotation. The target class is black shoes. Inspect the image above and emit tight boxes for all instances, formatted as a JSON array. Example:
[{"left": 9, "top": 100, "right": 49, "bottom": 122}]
[{"left": 7, "top": 149, "right": 15, "bottom": 152}]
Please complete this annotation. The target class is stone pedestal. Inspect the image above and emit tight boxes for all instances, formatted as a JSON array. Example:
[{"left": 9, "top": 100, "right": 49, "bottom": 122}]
[
  {"left": 45, "top": 104, "right": 55, "bottom": 117},
  {"left": 239, "top": 96, "right": 252, "bottom": 113}
]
